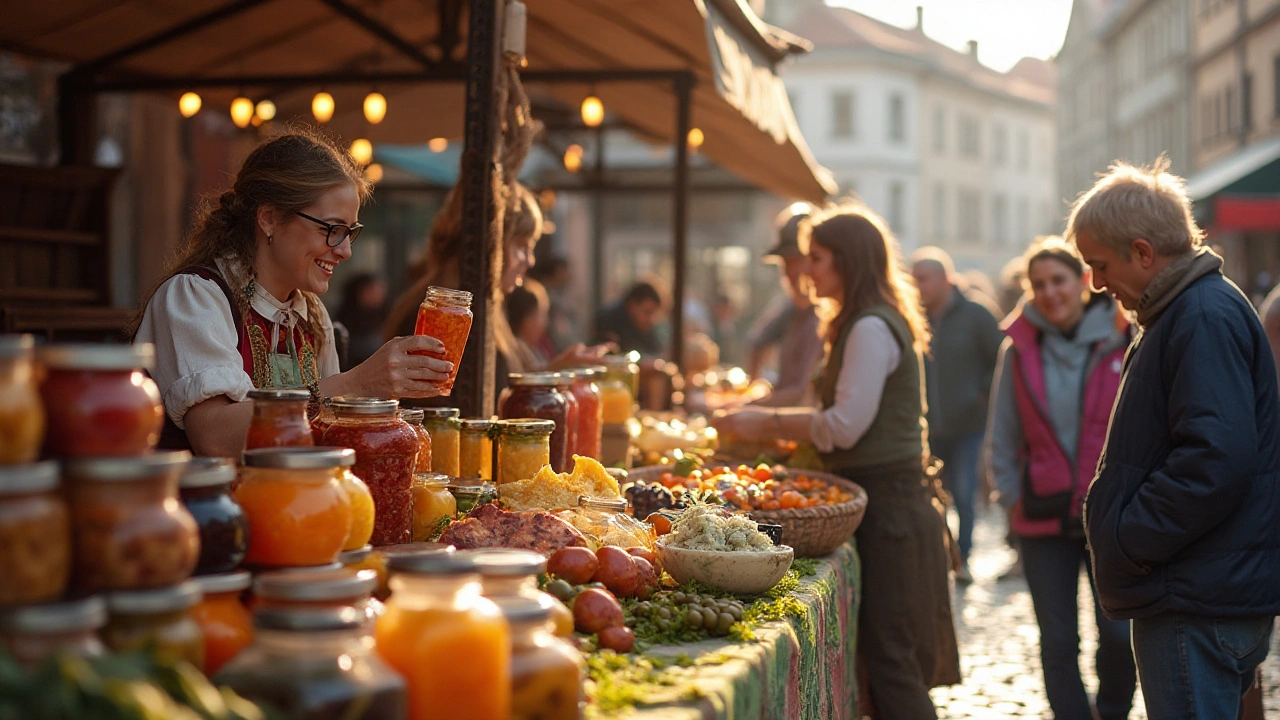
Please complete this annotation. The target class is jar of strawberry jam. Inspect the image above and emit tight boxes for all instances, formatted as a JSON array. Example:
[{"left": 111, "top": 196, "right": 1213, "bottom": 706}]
[
  {"left": 499, "top": 373, "right": 571, "bottom": 472},
  {"left": 246, "top": 389, "right": 314, "bottom": 450},
  {"left": 322, "top": 398, "right": 419, "bottom": 547},
  {"left": 413, "top": 287, "right": 473, "bottom": 395},
  {"left": 39, "top": 344, "right": 164, "bottom": 457}
]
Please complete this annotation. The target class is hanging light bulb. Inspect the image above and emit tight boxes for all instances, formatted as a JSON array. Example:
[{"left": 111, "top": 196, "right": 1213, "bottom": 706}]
[
  {"left": 230, "top": 96, "right": 254, "bottom": 128},
  {"left": 312, "top": 92, "right": 335, "bottom": 123},
  {"left": 365, "top": 163, "right": 384, "bottom": 183},
  {"left": 687, "top": 127, "right": 705, "bottom": 149},
  {"left": 178, "top": 92, "right": 202, "bottom": 118},
  {"left": 350, "top": 138, "right": 374, "bottom": 166},
  {"left": 255, "top": 99, "right": 277, "bottom": 122},
  {"left": 581, "top": 95, "right": 604, "bottom": 128},
  {"left": 363, "top": 92, "right": 387, "bottom": 124},
  {"left": 564, "top": 144, "right": 584, "bottom": 173},
  {"left": 428, "top": 137, "right": 448, "bottom": 153}
]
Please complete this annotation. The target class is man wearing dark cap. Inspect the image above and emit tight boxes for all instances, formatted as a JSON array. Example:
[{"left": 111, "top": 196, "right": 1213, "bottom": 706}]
[{"left": 746, "top": 204, "right": 825, "bottom": 406}]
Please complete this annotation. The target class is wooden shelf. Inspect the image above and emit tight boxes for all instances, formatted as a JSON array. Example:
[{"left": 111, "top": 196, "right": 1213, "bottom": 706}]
[{"left": 0, "top": 227, "right": 102, "bottom": 246}]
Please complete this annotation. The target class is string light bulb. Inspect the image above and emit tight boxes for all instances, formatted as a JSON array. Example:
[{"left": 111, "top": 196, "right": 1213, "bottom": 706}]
[
  {"left": 564, "top": 144, "right": 584, "bottom": 173},
  {"left": 687, "top": 127, "right": 705, "bottom": 149},
  {"left": 428, "top": 137, "right": 448, "bottom": 153},
  {"left": 230, "top": 96, "right": 254, "bottom": 128},
  {"left": 365, "top": 163, "right": 384, "bottom": 183},
  {"left": 350, "top": 138, "right": 373, "bottom": 166},
  {"left": 581, "top": 95, "right": 604, "bottom": 127},
  {"left": 178, "top": 92, "right": 202, "bottom": 118},
  {"left": 312, "top": 92, "right": 335, "bottom": 123},
  {"left": 363, "top": 92, "right": 387, "bottom": 124},
  {"left": 255, "top": 99, "right": 276, "bottom": 121}
]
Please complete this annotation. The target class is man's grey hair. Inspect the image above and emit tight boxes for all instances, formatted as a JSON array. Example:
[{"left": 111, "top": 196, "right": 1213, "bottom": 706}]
[
  {"left": 910, "top": 246, "right": 955, "bottom": 279},
  {"left": 1065, "top": 156, "right": 1204, "bottom": 259}
]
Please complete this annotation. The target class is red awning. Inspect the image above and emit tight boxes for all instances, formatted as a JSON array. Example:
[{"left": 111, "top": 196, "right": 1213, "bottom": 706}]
[{"left": 1214, "top": 196, "right": 1280, "bottom": 232}]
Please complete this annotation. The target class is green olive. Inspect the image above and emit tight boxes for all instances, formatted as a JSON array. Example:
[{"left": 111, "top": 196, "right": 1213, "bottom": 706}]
[
  {"left": 657, "top": 607, "right": 672, "bottom": 620},
  {"left": 545, "top": 579, "right": 575, "bottom": 602},
  {"left": 726, "top": 605, "right": 743, "bottom": 621},
  {"left": 684, "top": 609, "right": 703, "bottom": 627},
  {"left": 701, "top": 609, "right": 719, "bottom": 630},
  {"left": 672, "top": 592, "right": 687, "bottom": 603},
  {"left": 716, "top": 613, "right": 735, "bottom": 635},
  {"left": 657, "top": 618, "right": 672, "bottom": 631}
]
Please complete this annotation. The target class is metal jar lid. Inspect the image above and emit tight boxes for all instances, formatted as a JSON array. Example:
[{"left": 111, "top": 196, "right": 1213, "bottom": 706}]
[
  {"left": 496, "top": 418, "right": 556, "bottom": 436},
  {"left": 398, "top": 408, "right": 425, "bottom": 424},
  {"left": 40, "top": 343, "right": 156, "bottom": 371},
  {"left": 569, "top": 366, "right": 607, "bottom": 379},
  {"left": 253, "top": 568, "right": 378, "bottom": 602},
  {"left": 0, "top": 597, "right": 107, "bottom": 634},
  {"left": 338, "top": 545, "right": 374, "bottom": 565},
  {"left": 253, "top": 606, "right": 364, "bottom": 632},
  {"left": 0, "top": 461, "right": 60, "bottom": 495},
  {"left": 0, "top": 334, "right": 35, "bottom": 360},
  {"left": 65, "top": 451, "right": 191, "bottom": 482},
  {"left": 459, "top": 418, "right": 494, "bottom": 432},
  {"left": 507, "top": 371, "right": 571, "bottom": 387},
  {"left": 493, "top": 597, "right": 553, "bottom": 624},
  {"left": 329, "top": 397, "right": 399, "bottom": 416},
  {"left": 107, "top": 582, "right": 202, "bottom": 615},
  {"left": 242, "top": 447, "right": 355, "bottom": 470},
  {"left": 421, "top": 408, "right": 461, "bottom": 419},
  {"left": 179, "top": 457, "right": 237, "bottom": 489},
  {"left": 387, "top": 549, "right": 481, "bottom": 575},
  {"left": 248, "top": 388, "right": 311, "bottom": 401},
  {"left": 464, "top": 548, "right": 547, "bottom": 577},
  {"left": 193, "top": 571, "right": 252, "bottom": 595},
  {"left": 413, "top": 472, "right": 452, "bottom": 488}
]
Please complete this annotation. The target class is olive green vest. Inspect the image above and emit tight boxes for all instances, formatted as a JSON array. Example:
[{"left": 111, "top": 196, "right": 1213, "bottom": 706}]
[{"left": 814, "top": 304, "right": 927, "bottom": 470}]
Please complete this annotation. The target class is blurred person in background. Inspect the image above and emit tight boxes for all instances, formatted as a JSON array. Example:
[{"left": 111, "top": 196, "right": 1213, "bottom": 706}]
[
  {"left": 593, "top": 280, "right": 667, "bottom": 357},
  {"left": 506, "top": 278, "right": 551, "bottom": 370},
  {"left": 912, "top": 246, "right": 1003, "bottom": 583},
  {"left": 528, "top": 255, "right": 581, "bottom": 354},
  {"left": 334, "top": 272, "right": 389, "bottom": 369},
  {"left": 711, "top": 294, "right": 742, "bottom": 366}
]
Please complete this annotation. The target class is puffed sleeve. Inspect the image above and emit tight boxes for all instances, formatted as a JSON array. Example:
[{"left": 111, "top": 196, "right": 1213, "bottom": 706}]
[
  {"left": 135, "top": 274, "right": 254, "bottom": 429},
  {"left": 314, "top": 297, "right": 341, "bottom": 378}
]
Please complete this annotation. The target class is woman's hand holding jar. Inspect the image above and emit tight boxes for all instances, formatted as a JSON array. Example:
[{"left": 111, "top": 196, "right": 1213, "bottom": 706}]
[{"left": 323, "top": 335, "right": 454, "bottom": 399}]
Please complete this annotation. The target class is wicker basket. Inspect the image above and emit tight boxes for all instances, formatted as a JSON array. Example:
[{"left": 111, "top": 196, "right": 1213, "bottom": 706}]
[{"left": 627, "top": 466, "right": 867, "bottom": 558}]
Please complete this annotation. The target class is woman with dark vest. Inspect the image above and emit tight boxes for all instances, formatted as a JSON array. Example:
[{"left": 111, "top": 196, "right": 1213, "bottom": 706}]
[
  {"left": 714, "top": 203, "right": 958, "bottom": 718},
  {"left": 985, "top": 237, "right": 1135, "bottom": 720},
  {"left": 131, "top": 130, "right": 454, "bottom": 457}
]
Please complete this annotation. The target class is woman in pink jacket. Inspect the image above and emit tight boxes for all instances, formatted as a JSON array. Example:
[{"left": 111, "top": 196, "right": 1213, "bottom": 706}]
[{"left": 985, "top": 237, "right": 1135, "bottom": 720}]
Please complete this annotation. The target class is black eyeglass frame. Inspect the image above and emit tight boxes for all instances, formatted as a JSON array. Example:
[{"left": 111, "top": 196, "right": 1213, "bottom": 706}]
[{"left": 296, "top": 211, "right": 364, "bottom": 247}]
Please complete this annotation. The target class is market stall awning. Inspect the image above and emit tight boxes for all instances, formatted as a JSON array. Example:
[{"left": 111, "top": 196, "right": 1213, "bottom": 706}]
[
  {"left": 0, "top": 0, "right": 835, "bottom": 203},
  {"left": 1187, "top": 135, "right": 1280, "bottom": 229}
]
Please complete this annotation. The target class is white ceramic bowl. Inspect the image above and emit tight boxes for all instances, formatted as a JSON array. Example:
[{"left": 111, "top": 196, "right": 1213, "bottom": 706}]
[{"left": 655, "top": 540, "right": 794, "bottom": 595}]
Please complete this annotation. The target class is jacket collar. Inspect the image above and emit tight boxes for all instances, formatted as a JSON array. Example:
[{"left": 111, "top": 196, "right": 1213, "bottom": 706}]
[{"left": 1135, "top": 246, "right": 1223, "bottom": 327}]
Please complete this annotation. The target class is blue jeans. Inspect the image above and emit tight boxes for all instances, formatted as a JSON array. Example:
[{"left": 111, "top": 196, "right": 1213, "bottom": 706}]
[
  {"left": 1131, "top": 613, "right": 1273, "bottom": 720},
  {"left": 1022, "top": 535, "right": 1136, "bottom": 720},
  {"left": 933, "top": 431, "right": 981, "bottom": 562}
]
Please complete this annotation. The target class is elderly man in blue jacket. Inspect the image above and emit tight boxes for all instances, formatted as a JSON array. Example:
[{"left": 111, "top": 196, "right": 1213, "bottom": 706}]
[{"left": 1067, "top": 158, "right": 1280, "bottom": 718}]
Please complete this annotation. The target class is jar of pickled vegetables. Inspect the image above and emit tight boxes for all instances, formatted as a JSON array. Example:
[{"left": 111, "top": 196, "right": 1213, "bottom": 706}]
[
  {"left": 0, "top": 597, "right": 107, "bottom": 667},
  {"left": 499, "top": 373, "right": 572, "bottom": 472},
  {"left": 216, "top": 607, "right": 406, "bottom": 720},
  {"left": 237, "top": 448, "right": 354, "bottom": 568},
  {"left": 253, "top": 568, "right": 382, "bottom": 623},
  {"left": 246, "top": 388, "right": 314, "bottom": 450},
  {"left": 0, "top": 335, "right": 44, "bottom": 465},
  {"left": 398, "top": 408, "right": 434, "bottom": 473},
  {"left": 65, "top": 452, "right": 199, "bottom": 592},
  {"left": 192, "top": 571, "right": 253, "bottom": 675},
  {"left": 413, "top": 286, "right": 474, "bottom": 395},
  {"left": 458, "top": 419, "right": 494, "bottom": 480},
  {"left": 104, "top": 581, "right": 205, "bottom": 670},
  {"left": 411, "top": 473, "right": 456, "bottom": 542},
  {"left": 337, "top": 465, "right": 375, "bottom": 551},
  {"left": 421, "top": 408, "right": 461, "bottom": 477},
  {"left": 0, "top": 461, "right": 70, "bottom": 606},
  {"left": 567, "top": 367, "right": 604, "bottom": 460},
  {"left": 498, "top": 598, "right": 585, "bottom": 720},
  {"left": 39, "top": 343, "right": 164, "bottom": 457},
  {"left": 376, "top": 552, "right": 510, "bottom": 720},
  {"left": 599, "top": 355, "right": 638, "bottom": 425},
  {"left": 323, "top": 398, "right": 418, "bottom": 547},
  {"left": 180, "top": 457, "right": 249, "bottom": 575},
  {"left": 494, "top": 419, "right": 554, "bottom": 486}
]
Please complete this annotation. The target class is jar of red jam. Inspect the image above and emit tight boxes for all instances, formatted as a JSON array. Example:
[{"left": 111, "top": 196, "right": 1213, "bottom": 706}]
[
  {"left": 39, "top": 343, "right": 164, "bottom": 457},
  {"left": 413, "top": 287, "right": 474, "bottom": 395},
  {"left": 398, "top": 408, "right": 433, "bottom": 473},
  {"left": 246, "top": 388, "right": 314, "bottom": 450},
  {"left": 322, "top": 398, "right": 419, "bottom": 547},
  {"left": 0, "top": 335, "right": 44, "bottom": 465},
  {"left": 567, "top": 368, "right": 604, "bottom": 461},
  {"left": 499, "top": 373, "right": 572, "bottom": 472},
  {"left": 180, "top": 458, "right": 249, "bottom": 575},
  {"left": 552, "top": 374, "right": 579, "bottom": 463}
]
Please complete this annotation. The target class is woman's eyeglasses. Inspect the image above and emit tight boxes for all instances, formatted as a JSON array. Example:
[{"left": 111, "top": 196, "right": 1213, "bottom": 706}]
[{"left": 296, "top": 211, "right": 364, "bottom": 247}]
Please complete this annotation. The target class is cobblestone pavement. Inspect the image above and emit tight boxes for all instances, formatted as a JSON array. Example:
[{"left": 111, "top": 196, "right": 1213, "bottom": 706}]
[{"left": 928, "top": 505, "right": 1280, "bottom": 719}]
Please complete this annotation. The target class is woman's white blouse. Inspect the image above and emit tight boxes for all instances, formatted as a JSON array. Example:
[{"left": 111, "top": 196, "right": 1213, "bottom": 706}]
[
  {"left": 808, "top": 315, "right": 902, "bottom": 453},
  {"left": 136, "top": 274, "right": 339, "bottom": 429}
]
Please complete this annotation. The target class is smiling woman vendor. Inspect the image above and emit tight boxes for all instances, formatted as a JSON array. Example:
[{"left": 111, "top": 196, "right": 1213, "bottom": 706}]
[{"left": 131, "top": 130, "right": 452, "bottom": 457}]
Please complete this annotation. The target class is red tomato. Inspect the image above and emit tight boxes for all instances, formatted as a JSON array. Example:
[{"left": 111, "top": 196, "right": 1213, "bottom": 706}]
[
  {"left": 597, "top": 625, "right": 636, "bottom": 653},
  {"left": 548, "top": 546, "right": 599, "bottom": 585},
  {"left": 594, "top": 546, "right": 641, "bottom": 597},
  {"left": 626, "top": 547, "right": 657, "bottom": 566},
  {"left": 572, "top": 588, "right": 625, "bottom": 634}
]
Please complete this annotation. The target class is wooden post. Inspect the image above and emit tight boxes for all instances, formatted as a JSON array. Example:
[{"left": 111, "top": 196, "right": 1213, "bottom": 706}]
[
  {"left": 453, "top": 0, "right": 505, "bottom": 417},
  {"left": 591, "top": 126, "right": 606, "bottom": 322},
  {"left": 670, "top": 74, "right": 693, "bottom": 370},
  {"left": 56, "top": 74, "right": 96, "bottom": 166}
]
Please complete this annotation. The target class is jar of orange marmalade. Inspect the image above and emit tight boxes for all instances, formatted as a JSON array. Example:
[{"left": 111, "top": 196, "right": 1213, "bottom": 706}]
[
  {"left": 413, "top": 287, "right": 473, "bottom": 394},
  {"left": 236, "top": 448, "right": 353, "bottom": 568},
  {"left": 245, "top": 388, "right": 314, "bottom": 450},
  {"left": 191, "top": 571, "right": 253, "bottom": 675}
]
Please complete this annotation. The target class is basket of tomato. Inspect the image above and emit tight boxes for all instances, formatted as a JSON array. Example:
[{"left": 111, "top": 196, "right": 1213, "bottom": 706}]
[{"left": 626, "top": 461, "right": 868, "bottom": 558}]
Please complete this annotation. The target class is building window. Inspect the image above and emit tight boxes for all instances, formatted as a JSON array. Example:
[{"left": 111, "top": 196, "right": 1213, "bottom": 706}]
[
  {"left": 934, "top": 105, "right": 946, "bottom": 152},
  {"left": 933, "top": 183, "right": 946, "bottom": 240},
  {"left": 1016, "top": 197, "right": 1030, "bottom": 246},
  {"left": 992, "top": 194, "right": 1008, "bottom": 247},
  {"left": 832, "top": 91, "right": 856, "bottom": 139},
  {"left": 888, "top": 93, "right": 906, "bottom": 143},
  {"left": 1243, "top": 73, "right": 1253, "bottom": 131},
  {"left": 888, "top": 181, "right": 905, "bottom": 233},
  {"left": 958, "top": 188, "right": 982, "bottom": 243},
  {"left": 992, "top": 123, "right": 1008, "bottom": 167},
  {"left": 958, "top": 113, "right": 981, "bottom": 159},
  {"left": 1016, "top": 129, "right": 1029, "bottom": 172},
  {"left": 1226, "top": 85, "right": 1237, "bottom": 134}
]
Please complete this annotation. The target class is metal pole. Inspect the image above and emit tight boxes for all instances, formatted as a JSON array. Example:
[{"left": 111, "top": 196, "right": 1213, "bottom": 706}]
[
  {"left": 591, "top": 126, "right": 606, "bottom": 325},
  {"left": 453, "top": 0, "right": 504, "bottom": 418},
  {"left": 670, "top": 73, "right": 693, "bottom": 372}
]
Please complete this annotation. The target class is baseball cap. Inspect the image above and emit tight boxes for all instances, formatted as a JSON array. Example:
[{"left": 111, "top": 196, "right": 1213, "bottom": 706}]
[{"left": 764, "top": 202, "right": 813, "bottom": 261}]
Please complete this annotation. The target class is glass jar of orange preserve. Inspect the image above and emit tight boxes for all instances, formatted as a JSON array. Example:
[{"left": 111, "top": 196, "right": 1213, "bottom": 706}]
[
  {"left": 323, "top": 398, "right": 418, "bottom": 547},
  {"left": 411, "top": 473, "right": 456, "bottom": 542},
  {"left": 0, "top": 335, "right": 44, "bottom": 465},
  {"left": 376, "top": 552, "right": 510, "bottom": 720},
  {"left": 458, "top": 419, "right": 494, "bottom": 480},
  {"left": 246, "top": 388, "right": 314, "bottom": 450},
  {"left": 498, "top": 598, "right": 584, "bottom": 720},
  {"left": 414, "top": 287, "right": 473, "bottom": 394},
  {"left": 494, "top": 419, "right": 554, "bottom": 486},
  {"left": 398, "top": 408, "right": 434, "bottom": 473},
  {"left": 421, "top": 408, "right": 461, "bottom": 477},
  {"left": 191, "top": 571, "right": 253, "bottom": 675},
  {"left": 237, "top": 448, "right": 353, "bottom": 568}
]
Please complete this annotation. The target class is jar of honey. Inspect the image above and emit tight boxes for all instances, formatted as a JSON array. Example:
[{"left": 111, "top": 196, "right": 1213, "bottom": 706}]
[
  {"left": 103, "top": 581, "right": 205, "bottom": 670},
  {"left": 599, "top": 355, "right": 638, "bottom": 425},
  {"left": 192, "top": 571, "right": 253, "bottom": 675},
  {"left": 0, "top": 597, "right": 107, "bottom": 668},
  {"left": 246, "top": 388, "right": 314, "bottom": 450},
  {"left": 458, "top": 419, "right": 494, "bottom": 480},
  {"left": 420, "top": 408, "right": 461, "bottom": 477},
  {"left": 413, "top": 286, "right": 474, "bottom": 394},
  {"left": 253, "top": 567, "right": 382, "bottom": 623},
  {"left": 39, "top": 343, "right": 164, "bottom": 457},
  {"left": 376, "top": 552, "right": 510, "bottom": 720},
  {"left": 398, "top": 408, "right": 434, "bottom": 473},
  {"left": 0, "top": 461, "right": 70, "bottom": 607},
  {"left": 237, "top": 448, "right": 354, "bottom": 568},
  {"left": 499, "top": 373, "right": 572, "bottom": 472},
  {"left": 498, "top": 598, "right": 585, "bottom": 720},
  {"left": 411, "top": 473, "right": 456, "bottom": 542},
  {"left": 180, "top": 457, "right": 249, "bottom": 575},
  {"left": 494, "top": 419, "right": 554, "bottom": 486},
  {"left": 65, "top": 452, "right": 200, "bottom": 593},
  {"left": 0, "top": 335, "right": 44, "bottom": 465},
  {"left": 567, "top": 368, "right": 604, "bottom": 460},
  {"left": 322, "top": 398, "right": 417, "bottom": 546}
]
